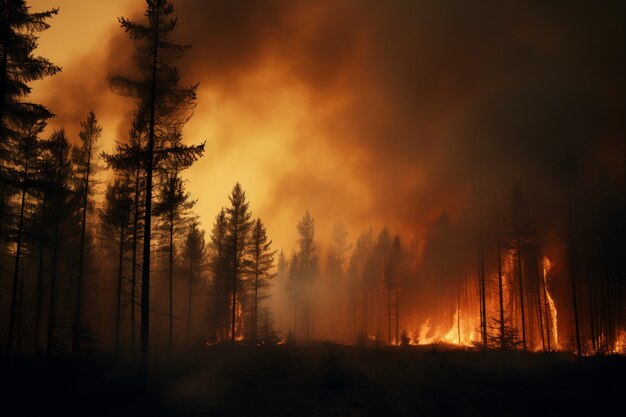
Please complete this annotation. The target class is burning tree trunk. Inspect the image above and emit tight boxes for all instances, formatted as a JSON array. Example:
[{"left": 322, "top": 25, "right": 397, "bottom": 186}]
[{"left": 567, "top": 186, "right": 582, "bottom": 357}]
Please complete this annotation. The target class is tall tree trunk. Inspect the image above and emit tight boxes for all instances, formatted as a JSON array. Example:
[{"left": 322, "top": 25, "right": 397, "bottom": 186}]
[
  {"left": 141, "top": 2, "right": 160, "bottom": 373},
  {"left": 395, "top": 269, "right": 399, "bottom": 345},
  {"left": 496, "top": 216, "right": 505, "bottom": 349},
  {"left": 73, "top": 137, "right": 93, "bottom": 353},
  {"left": 479, "top": 219, "right": 487, "bottom": 348},
  {"left": 168, "top": 211, "right": 174, "bottom": 358},
  {"left": 130, "top": 165, "right": 140, "bottom": 355},
  {"left": 535, "top": 256, "right": 545, "bottom": 351},
  {"left": 35, "top": 239, "right": 45, "bottom": 354},
  {"left": 587, "top": 272, "right": 596, "bottom": 353},
  {"left": 186, "top": 255, "right": 193, "bottom": 347},
  {"left": 253, "top": 267, "right": 259, "bottom": 346},
  {"left": 115, "top": 224, "right": 125, "bottom": 354},
  {"left": 542, "top": 256, "right": 552, "bottom": 351},
  {"left": 7, "top": 160, "right": 28, "bottom": 353},
  {"left": 15, "top": 269, "right": 24, "bottom": 352},
  {"left": 516, "top": 240, "right": 527, "bottom": 351},
  {"left": 457, "top": 274, "right": 461, "bottom": 344},
  {"left": 567, "top": 188, "right": 582, "bottom": 357},
  {"left": 387, "top": 278, "right": 391, "bottom": 345},
  {"left": 231, "top": 217, "right": 238, "bottom": 343},
  {"left": 46, "top": 184, "right": 63, "bottom": 355}
]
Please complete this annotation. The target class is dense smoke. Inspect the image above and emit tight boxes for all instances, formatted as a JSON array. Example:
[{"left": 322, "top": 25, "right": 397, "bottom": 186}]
[{"left": 28, "top": 0, "right": 626, "bottom": 348}]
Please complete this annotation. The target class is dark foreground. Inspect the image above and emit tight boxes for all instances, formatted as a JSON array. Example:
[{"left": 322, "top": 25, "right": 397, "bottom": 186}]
[{"left": 1, "top": 344, "right": 625, "bottom": 417}]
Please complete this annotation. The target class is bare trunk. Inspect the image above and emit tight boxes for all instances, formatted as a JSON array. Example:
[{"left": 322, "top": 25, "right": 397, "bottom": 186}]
[
  {"left": 516, "top": 241, "right": 527, "bottom": 351},
  {"left": 395, "top": 269, "right": 399, "bottom": 344},
  {"left": 567, "top": 188, "right": 582, "bottom": 357},
  {"left": 186, "top": 255, "right": 193, "bottom": 346},
  {"left": 115, "top": 224, "right": 125, "bottom": 353},
  {"left": 35, "top": 240, "right": 45, "bottom": 354},
  {"left": 140, "top": 2, "right": 160, "bottom": 374},
  {"left": 231, "top": 219, "right": 238, "bottom": 343},
  {"left": 496, "top": 217, "right": 505, "bottom": 349},
  {"left": 387, "top": 278, "right": 392, "bottom": 345},
  {"left": 168, "top": 211, "right": 174, "bottom": 358},
  {"left": 130, "top": 165, "right": 140, "bottom": 354},
  {"left": 479, "top": 235, "right": 487, "bottom": 348},
  {"left": 7, "top": 159, "right": 28, "bottom": 353},
  {"left": 73, "top": 137, "right": 93, "bottom": 353},
  {"left": 587, "top": 272, "right": 596, "bottom": 353},
  {"left": 535, "top": 257, "right": 545, "bottom": 351},
  {"left": 46, "top": 185, "right": 62, "bottom": 355},
  {"left": 542, "top": 256, "right": 552, "bottom": 351}
]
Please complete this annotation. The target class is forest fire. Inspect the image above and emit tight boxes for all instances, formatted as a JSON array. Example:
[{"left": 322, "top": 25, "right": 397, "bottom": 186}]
[
  {"left": 543, "top": 256, "right": 560, "bottom": 350},
  {"left": 1, "top": 0, "right": 626, "bottom": 415}
]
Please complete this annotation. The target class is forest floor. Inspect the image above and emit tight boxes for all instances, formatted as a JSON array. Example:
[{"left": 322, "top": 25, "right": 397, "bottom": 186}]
[{"left": 1, "top": 344, "right": 625, "bottom": 416}]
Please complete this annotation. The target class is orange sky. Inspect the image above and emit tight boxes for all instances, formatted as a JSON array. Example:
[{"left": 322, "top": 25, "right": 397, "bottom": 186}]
[
  {"left": 28, "top": 0, "right": 626, "bottom": 258},
  {"left": 31, "top": 0, "right": 382, "bottom": 254}
]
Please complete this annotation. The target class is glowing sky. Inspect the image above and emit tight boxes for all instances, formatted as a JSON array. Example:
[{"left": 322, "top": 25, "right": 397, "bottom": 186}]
[{"left": 30, "top": 0, "right": 626, "bottom": 255}]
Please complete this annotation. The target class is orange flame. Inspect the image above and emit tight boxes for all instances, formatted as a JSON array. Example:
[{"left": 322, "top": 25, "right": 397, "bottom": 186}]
[{"left": 543, "top": 256, "right": 559, "bottom": 350}]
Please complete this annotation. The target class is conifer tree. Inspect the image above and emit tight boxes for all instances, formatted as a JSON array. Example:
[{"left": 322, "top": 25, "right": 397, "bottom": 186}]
[
  {"left": 40, "top": 129, "right": 73, "bottom": 354},
  {"left": 207, "top": 208, "right": 230, "bottom": 342},
  {"left": 71, "top": 111, "right": 101, "bottom": 353},
  {"left": 225, "top": 183, "right": 252, "bottom": 342},
  {"left": 246, "top": 218, "right": 276, "bottom": 345},
  {"left": 99, "top": 178, "right": 133, "bottom": 354},
  {"left": 153, "top": 171, "right": 193, "bottom": 356},
  {"left": 288, "top": 211, "right": 319, "bottom": 341},
  {"left": 0, "top": 1, "right": 59, "bottom": 244},
  {"left": 181, "top": 219, "right": 205, "bottom": 346},
  {"left": 6, "top": 120, "right": 44, "bottom": 353},
  {"left": 112, "top": 0, "right": 202, "bottom": 367}
]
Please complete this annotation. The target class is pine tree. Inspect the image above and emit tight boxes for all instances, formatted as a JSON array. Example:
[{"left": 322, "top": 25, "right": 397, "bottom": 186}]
[
  {"left": 246, "top": 218, "right": 276, "bottom": 345},
  {"left": 207, "top": 208, "right": 230, "bottom": 342},
  {"left": 40, "top": 129, "right": 73, "bottom": 355},
  {"left": 101, "top": 117, "right": 145, "bottom": 354},
  {"left": 112, "top": 0, "right": 202, "bottom": 368},
  {"left": 288, "top": 211, "right": 319, "bottom": 341},
  {"left": 0, "top": 1, "right": 59, "bottom": 245},
  {"left": 71, "top": 111, "right": 101, "bottom": 353},
  {"left": 153, "top": 171, "right": 194, "bottom": 356},
  {"left": 327, "top": 223, "right": 350, "bottom": 276},
  {"left": 99, "top": 178, "right": 133, "bottom": 354},
  {"left": 181, "top": 219, "right": 205, "bottom": 347},
  {"left": 225, "top": 183, "right": 252, "bottom": 342},
  {"left": 6, "top": 120, "right": 44, "bottom": 353}
]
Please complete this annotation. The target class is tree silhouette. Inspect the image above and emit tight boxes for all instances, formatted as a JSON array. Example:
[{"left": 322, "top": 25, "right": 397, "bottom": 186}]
[
  {"left": 246, "top": 218, "right": 276, "bottom": 345},
  {"left": 153, "top": 171, "right": 194, "bottom": 356},
  {"left": 99, "top": 178, "right": 133, "bottom": 354},
  {"left": 6, "top": 120, "right": 44, "bottom": 353},
  {"left": 288, "top": 211, "right": 319, "bottom": 341},
  {"left": 507, "top": 184, "right": 534, "bottom": 351},
  {"left": 101, "top": 117, "right": 146, "bottom": 354},
  {"left": 207, "top": 208, "right": 230, "bottom": 342},
  {"left": 71, "top": 111, "right": 101, "bottom": 353},
  {"left": 40, "top": 129, "right": 73, "bottom": 355},
  {"left": 0, "top": 1, "right": 59, "bottom": 244},
  {"left": 112, "top": 0, "right": 201, "bottom": 368},
  {"left": 225, "top": 183, "right": 252, "bottom": 342},
  {"left": 180, "top": 219, "right": 205, "bottom": 347}
]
